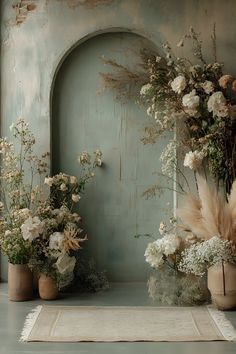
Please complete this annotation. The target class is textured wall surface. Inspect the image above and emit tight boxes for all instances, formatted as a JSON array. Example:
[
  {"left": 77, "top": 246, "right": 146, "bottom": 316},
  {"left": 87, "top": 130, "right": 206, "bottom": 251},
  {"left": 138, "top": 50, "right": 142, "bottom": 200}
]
[{"left": 1, "top": 0, "right": 236, "bottom": 281}]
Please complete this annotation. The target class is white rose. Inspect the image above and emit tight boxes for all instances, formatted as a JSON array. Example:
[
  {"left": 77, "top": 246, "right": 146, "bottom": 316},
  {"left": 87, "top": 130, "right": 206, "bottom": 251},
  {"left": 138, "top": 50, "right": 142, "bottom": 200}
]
[
  {"left": 170, "top": 75, "right": 186, "bottom": 94},
  {"left": 184, "top": 150, "right": 204, "bottom": 170},
  {"left": 201, "top": 80, "right": 214, "bottom": 94},
  {"left": 21, "top": 216, "right": 44, "bottom": 242},
  {"left": 207, "top": 91, "right": 228, "bottom": 117},
  {"left": 182, "top": 89, "right": 200, "bottom": 109},
  {"left": 49, "top": 232, "right": 64, "bottom": 251},
  {"left": 44, "top": 177, "right": 54, "bottom": 186},
  {"left": 72, "top": 194, "right": 81, "bottom": 203},
  {"left": 56, "top": 253, "right": 76, "bottom": 275}
]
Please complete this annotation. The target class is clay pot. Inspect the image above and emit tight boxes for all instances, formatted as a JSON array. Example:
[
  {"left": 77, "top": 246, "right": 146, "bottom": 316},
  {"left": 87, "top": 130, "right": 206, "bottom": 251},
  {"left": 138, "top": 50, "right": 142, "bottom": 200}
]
[
  {"left": 8, "top": 263, "right": 33, "bottom": 301},
  {"left": 207, "top": 262, "right": 236, "bottom": 310},
  {"left": 38, "top": 274, "right": 58, "bottom": 300}
]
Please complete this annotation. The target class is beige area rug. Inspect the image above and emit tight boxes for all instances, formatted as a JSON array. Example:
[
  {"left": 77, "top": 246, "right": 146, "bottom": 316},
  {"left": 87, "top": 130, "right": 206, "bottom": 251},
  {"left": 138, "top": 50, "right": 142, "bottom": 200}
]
[{"left": 20, "top": 305, "right": 236, "bottom": 342}]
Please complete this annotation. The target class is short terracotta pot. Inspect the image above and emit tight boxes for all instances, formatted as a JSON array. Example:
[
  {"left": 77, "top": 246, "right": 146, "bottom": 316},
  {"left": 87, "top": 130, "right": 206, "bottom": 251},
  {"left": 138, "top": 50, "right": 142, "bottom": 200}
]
[
  {"left": 207, "top": 262, "right": 236, "bottom": 310},
  {"left": 38, "top": 274, "right": 58, "bottom": 300},
  {"left": 8, "top": 263, "right": 33, "bottom": 301}
]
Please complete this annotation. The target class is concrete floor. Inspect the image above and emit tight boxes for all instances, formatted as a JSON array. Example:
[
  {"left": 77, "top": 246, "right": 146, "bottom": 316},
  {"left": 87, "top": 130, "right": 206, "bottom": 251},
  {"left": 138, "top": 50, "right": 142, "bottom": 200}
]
[{"left": 1, "top": 282, "right": 236, "bottom": 354}]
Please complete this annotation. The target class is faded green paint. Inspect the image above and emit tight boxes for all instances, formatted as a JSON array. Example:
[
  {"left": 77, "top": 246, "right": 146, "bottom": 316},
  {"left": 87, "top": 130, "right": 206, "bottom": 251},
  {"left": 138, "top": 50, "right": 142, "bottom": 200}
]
[
  {"left": 1, "top": 0, "right": 236, "bottom": 280},
  {"left": 52, "top": 32, "right": 171, "bottom": 282}
]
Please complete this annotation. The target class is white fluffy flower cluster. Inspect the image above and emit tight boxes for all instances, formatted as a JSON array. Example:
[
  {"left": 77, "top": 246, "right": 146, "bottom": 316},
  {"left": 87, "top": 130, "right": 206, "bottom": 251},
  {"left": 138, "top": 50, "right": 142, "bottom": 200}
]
[
  {"left": 140, "top": 83, "right": 153, "bottom": 96},
  {"left": 160, "top": 140, "right": 177, "bottom": 177},
  {"left": 21, "top": 216, "right": 44, "bottom": 242},
  {"left": 178, "top": 236, "right": 236, "bottom": 276},
  {"left": 207, "top": 91, "right": 228, "bottom": 117},
  {"left": 171, "top": 75, "right": 186, "bottom": 94},
  {"left": 183, "top": 150, "right": 204, "bottom": 170},
  {"left": 144, "top": 234, "right": 180, "bottom": 269}
]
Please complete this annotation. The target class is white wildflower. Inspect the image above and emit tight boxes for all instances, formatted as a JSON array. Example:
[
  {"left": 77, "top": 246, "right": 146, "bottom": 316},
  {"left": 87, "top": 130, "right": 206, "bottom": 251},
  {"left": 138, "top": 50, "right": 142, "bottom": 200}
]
[
  {"left": 56, "top": 253, "right": 76, "bottom": 275},
  {"left": 140, "top": 83, "right": 153, "bottom": 96},
  {"left": 21, "top": 216, "right": 44, "bottom": 242},
  {"left": 207, "top": 91, "right": 228, "bottom": 117},
  {"left": 183, "top": 150, "right": 204, "bottom": 170},
  {"left": 170, "top": 75, "right": 186, "bottom": 94},
  {"left": 159, "top": 222, "right": 166, "bottom": 235},
  {"left": 44, "top": 177, "right": 54, "bottom": 187},
  {"left": 60, "top": 183, "right": 67, "bottom": 192},
  {"left": 70, "top": 176, "right": 77, "bottom": 184},
  {"left": 72, "top": 194, "right": 81, "bottom": 203},
  {"left": 78, "top": 151, "right": 91, "bottom": 165}
]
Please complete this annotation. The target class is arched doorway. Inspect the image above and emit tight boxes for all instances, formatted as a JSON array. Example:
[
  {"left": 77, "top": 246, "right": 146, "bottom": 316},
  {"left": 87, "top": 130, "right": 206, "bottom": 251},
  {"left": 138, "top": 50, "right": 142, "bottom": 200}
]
[{"left": 51, "top": 32, "right": 171, "bottom": 281}]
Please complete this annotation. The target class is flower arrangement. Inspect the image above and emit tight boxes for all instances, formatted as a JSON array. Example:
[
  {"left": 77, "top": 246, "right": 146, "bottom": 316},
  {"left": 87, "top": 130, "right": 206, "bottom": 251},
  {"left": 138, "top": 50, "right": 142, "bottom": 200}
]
[
  {"left": 0, "top": 119, "right": 49, "bottom": 264},
  {"left": 0, "top": 119, "right": 103, "bottom": 290},
  {"left": 144, "top": 219, "right": 208, "bottom": 305}
]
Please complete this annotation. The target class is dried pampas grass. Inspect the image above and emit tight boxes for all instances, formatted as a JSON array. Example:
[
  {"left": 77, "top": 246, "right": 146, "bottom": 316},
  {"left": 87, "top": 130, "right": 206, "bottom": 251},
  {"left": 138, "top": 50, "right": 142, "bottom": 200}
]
[{"left": 177, "top": 175, "right": 236, "bottom": 243}]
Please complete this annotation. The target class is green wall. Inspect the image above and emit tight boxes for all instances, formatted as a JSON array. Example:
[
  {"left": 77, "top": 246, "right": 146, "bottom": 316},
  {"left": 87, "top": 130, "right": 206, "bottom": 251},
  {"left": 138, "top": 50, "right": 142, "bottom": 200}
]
[{"left": 1, "top": 0, "right": 236, "bottom": 281}]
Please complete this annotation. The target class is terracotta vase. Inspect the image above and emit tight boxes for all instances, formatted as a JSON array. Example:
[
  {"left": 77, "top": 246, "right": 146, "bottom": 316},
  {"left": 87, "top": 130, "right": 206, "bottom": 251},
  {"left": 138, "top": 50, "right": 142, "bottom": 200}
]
[
  {"left": 38, "top": 274, "right": 58, "bottom": 300},
  {"left": 207, "top": 262, "right": 236, "bottom": 310},
  {"left": 8, "top": 263, "right": 33, "bottom": 301}
]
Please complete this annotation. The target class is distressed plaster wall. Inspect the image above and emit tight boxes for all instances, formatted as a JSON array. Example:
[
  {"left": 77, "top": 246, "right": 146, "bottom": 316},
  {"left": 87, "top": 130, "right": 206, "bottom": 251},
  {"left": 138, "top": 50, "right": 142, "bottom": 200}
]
[{"left": 1, "top": 0, "right": 236, "bottom": 280}]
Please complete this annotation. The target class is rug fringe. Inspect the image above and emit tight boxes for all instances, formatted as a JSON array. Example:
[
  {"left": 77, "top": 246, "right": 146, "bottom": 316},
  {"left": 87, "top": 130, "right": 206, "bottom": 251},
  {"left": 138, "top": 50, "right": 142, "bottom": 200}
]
[
  {"left": 20, "top": 305, "right": 42, "bottom": 342},
  {"left": 207, "top": 305, "right": 236, "bottom": 341}
]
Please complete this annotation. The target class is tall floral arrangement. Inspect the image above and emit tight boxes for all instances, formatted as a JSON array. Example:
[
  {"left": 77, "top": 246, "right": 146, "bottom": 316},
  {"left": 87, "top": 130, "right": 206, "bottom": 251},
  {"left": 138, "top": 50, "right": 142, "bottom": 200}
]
[
  {"left": 0, "top": 119, "right": 103, "bottom": 289},
  {"left": 0, "top": 119, "right": 49, "bottom": 264}
]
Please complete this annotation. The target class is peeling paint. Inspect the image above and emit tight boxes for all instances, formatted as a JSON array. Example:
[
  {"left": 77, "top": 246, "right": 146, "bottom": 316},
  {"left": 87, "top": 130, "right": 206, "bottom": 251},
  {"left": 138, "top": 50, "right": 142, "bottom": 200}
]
[
  {"left": 56, "top": 0, "right": 114, "bottom": 10},
  {"left": 12, "top": 1, "right": 37, "bottom": 25}
]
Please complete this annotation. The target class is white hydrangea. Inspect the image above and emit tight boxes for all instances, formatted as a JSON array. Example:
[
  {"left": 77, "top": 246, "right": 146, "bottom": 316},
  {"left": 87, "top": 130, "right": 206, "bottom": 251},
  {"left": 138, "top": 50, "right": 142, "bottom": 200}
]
[
  {"left": 170, "top": 75, "right": 186, "bottom": 94},
  {"left": 182, "top": 89, "right": 200, "bottom": 110},
  {"left": 144, "top": 241, "right": 164, "bottom": 269},
  {"left": 72, "top": 194, "right": 81, "bottom": 203},
  {"left": 183, "top": 150, "right": 204, "bottom": 170},
  {"left": 162, "top": 234, "right": 180, "bottom": 256},
  {"left": 201, "top": 80, "right": 214, "bottom": 94},
  {"left": 145, "top": 233, "right": 180, "bottom": 269},
  {"left": 140, "top": 83, "right": 153, "bottom": 96},
  {"left": 207, "top": 91, "right": 228, "bottom": 117},
  {"left": 56, "top": 252, "right": 76, "bottom": 275},
  {"left": 21, "top": 216, "right": 44, "bottom": 242},
  {"left": 49, "top": 232, "right": 64, "bottom": 251}
]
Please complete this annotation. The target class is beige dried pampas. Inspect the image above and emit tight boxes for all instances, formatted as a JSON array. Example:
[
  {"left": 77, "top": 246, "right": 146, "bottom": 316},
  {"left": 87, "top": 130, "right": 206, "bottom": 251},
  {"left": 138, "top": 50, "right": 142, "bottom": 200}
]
[{"left": 177, "top": 175, "right": 236, "bottom": 243}]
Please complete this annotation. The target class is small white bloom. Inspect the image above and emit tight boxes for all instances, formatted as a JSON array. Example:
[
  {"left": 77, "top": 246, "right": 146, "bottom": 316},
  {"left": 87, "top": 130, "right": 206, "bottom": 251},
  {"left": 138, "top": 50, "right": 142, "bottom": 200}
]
[
  {"left": 9, "top": 123, "right": 14, "bottom": 132},
  {"left": 171, "top": 75, "right": 186, "bottom": 94},
  {"left": 56, "top": 253, "right": 76, "bottom": 275},
  {"left": 60, "top": 183, "right": 67, "bottom": 192},
  {"left": 207, "top": 91, "right": 228, "bottom": 117},
  {"left": 201, "top": 80, "right": 214, "bottom": 94},
  {"left": 72, "top": 194, "right": 81, "bottom": 203},
  {"left": 140, "top": 83, "right": 153, "bottom": 96},
  {"left": 159, "top": 222, "right": 166, "bottom": 235},
  {"left": 95, "top": 157, "right": 102, "bottom": 167},
  {"left": 49, "top": 232, "right": 64, "bottom": 251},
  {"left": 70, "top": 176, "right": 77, "bottom": 184},
  {"left": 182, "top": 89, "right": 200, "bottom": 110},
  {"left": 21, "top": 216, "right": 44, "bottom": 242},
  {"left": 44, "top": 177, "right": 54, "bottom": 187},
  {"left": 184, "top": 150, "right": 204, "bottom": 170}
]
